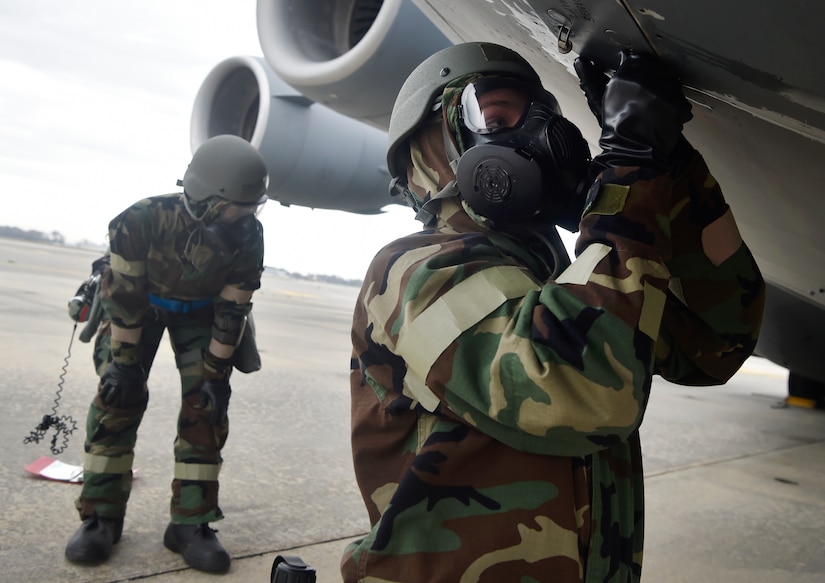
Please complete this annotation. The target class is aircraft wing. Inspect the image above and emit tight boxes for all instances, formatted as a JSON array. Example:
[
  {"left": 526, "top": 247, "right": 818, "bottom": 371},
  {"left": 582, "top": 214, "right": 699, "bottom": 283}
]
[{"left": 192, "top": 0, "right": 825, "bottom": 401}]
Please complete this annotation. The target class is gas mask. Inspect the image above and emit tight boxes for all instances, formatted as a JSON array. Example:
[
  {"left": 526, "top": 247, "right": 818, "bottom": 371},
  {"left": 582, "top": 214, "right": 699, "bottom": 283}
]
[
  {"left": 183, "top": 195, "right": 264, "bottom": 265},
  {"left": 201, "top": 204, "right": 262, "bottom": 259},
  {"left": 454, "top": 77, "right": 592, "bottom": 230}
]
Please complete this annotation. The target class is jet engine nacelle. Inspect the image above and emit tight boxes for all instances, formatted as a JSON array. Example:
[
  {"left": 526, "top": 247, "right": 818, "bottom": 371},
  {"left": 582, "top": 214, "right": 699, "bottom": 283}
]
[
  {"left": 256, "top": 0, "right": 451, "bottom": 130},
  {"left": 190, "top": 55, "right": 396, "bottom": 213}
]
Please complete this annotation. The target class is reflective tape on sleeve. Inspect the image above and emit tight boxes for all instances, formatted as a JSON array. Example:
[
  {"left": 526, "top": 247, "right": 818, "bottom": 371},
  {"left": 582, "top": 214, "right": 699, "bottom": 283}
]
[
  {"left": 639, "top": 281, "right": 667, "bottom": 340},
  {"left": 174, "top": 462, "right": 222, "bottom": 481},
  {"left": 555, "top": 243, "right": 612, "bottom": 285},
  {"left": 397, "top": 266, "right": 540, "bottom": 411},
  {"left": 84, "top": 452, "right": 134, "bottom": 474},
  {"left": 109, "top": 252, "right": 146, "bottom": 277},
  {"left": 402, "top": 368, "right": 440, "bottom": 412}
]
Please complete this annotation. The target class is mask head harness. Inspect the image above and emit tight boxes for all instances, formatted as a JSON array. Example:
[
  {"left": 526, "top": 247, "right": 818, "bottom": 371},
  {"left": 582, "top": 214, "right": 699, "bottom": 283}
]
[{"left": 453, "top": 76, "right": 592, "bottom": 229}]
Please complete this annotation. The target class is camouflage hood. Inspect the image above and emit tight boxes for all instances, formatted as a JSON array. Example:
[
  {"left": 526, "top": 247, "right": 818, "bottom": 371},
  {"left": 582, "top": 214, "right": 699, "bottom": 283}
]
[{"left": 405, "top": 73, "right": 490, "bottom": 228}]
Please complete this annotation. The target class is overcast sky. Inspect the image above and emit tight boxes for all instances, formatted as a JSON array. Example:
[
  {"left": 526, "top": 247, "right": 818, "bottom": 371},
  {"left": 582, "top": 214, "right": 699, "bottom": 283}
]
[
  {"left": 0, "top": 0, "right": 432, "bottom": 280},
  {"left": 0, "top": 0, "right": 583, "bottom": 280}
]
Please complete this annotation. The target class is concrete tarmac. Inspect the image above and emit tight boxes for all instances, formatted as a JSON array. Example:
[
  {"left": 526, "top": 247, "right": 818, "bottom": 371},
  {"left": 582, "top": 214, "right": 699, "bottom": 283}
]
[{"left": 1, "top": 237, "right": 823, "bottom": 582}]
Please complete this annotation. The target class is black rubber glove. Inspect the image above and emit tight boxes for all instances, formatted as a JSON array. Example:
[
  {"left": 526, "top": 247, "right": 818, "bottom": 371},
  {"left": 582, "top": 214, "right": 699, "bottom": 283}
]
[
  {"left": 199, "top": 380, "right": 231, "bottom": 426},
  {"left": 199, "top": 349, "right": 232, "bottom": 426},
  {"left": 573, "top": 56, "right": 610, "bottom": 127},
  {"left": 591, "top": 51, "right": 692, "bottom": 171},
  {"left": 668, "top": 135, "right": 699, "bottom": 182},
  {"left": 99, "top": 361, "right": 146, "bottom": 408}
]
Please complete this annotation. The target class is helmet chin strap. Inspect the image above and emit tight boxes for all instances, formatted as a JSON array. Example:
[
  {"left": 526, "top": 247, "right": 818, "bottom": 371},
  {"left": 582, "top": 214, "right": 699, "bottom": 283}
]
[
  {"left": 181, "top": 193, "right": 227, "bottom": 266},
  {"left": 182, "top": 192, "right": 209, "bottom": 222},
  {"left": 415, "top": 181, "right": 460, "bottom": 226},
  {"left": 182, "top": 192, "right": 229, "bottom": 223}
]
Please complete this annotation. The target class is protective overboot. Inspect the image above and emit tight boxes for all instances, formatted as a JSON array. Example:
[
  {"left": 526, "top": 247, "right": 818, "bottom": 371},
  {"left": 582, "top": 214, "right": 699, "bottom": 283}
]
[
  {"left": 163, "top": 522, "right": 231, "bottom": 573},
  {"left": 65, "top": 515, "right": 124, "bottom": 563}
]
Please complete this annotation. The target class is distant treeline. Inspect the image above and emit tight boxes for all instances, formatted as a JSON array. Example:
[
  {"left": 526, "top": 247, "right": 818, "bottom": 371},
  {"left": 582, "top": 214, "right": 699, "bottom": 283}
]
[
  {"left": 293, "top": 272, "right": 362, "bottom": 287},
  {"left": 264, "top": 266, "right": 362, "bottom": 287},
  {"left": 0, "top": 225, "right": 65, "bottom": 245},
  {"left": 1, "top": 225, "right": 362, "bottom": 287}
]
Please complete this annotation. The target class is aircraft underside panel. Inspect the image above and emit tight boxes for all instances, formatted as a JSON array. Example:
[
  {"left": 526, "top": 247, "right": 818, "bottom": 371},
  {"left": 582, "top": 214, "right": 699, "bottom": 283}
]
[
  {"left": 413, "top": 0, "right": 825, "bottom": 141},
  {"left": 412, "top": 0, "right": 825, "bottom": 383},
  {"left": 756, "top": 282, "right": 825, "bottom": 384},
  {"left": 241, "top": 0, "right": 825, "bottom": 383}
]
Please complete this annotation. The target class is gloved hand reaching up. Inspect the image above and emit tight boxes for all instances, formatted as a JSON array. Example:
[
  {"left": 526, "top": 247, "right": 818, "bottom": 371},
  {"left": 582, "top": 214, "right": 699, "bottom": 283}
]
[{"left": 574, "top": 51, "right": 692, "bottom": 171}]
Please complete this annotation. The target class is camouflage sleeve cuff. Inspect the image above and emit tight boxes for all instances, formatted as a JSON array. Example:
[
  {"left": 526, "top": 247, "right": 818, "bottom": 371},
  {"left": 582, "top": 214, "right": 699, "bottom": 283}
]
[
  {"left": 110, "top": 340, "right": 141, "bottom": 366},
  {"left": 203, "top": 348, "right": 232, "bottom": 380}
]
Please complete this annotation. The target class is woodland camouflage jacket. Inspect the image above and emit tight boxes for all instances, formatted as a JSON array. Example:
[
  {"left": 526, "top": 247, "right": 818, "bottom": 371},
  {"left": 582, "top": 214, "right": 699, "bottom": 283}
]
[
  {"left": 344, "top": 153, "right": 765, "bottom": 582},
  {"left": 100, "top": 193, "right": 264, "bottom": 329}
]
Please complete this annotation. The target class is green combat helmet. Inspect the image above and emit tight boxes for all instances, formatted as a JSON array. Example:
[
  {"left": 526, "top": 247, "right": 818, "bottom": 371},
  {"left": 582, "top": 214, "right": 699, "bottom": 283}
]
[
  {"left": 386, "top": 42, "right": 542, "bottom": 183},
  {"left": 387, "top": 42, "right": 589, "bottom": 229},
  {"left": 182, "top": 134, "right": 269, "bottom": 205}
]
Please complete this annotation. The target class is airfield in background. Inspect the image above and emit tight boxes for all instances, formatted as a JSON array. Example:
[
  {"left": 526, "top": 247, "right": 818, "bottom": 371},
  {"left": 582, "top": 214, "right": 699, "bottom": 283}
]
[{"left": 1, "top": 238, "right": 823, "bottom": 582}]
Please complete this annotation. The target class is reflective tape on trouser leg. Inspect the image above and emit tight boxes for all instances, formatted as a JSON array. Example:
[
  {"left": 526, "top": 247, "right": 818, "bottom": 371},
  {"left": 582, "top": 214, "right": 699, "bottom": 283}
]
[
  {"left": 174, "top": 462, "right": 222, "bottom": 481},
  {"left": 84, "top": 452, "right": 135, "bottom": 474}
]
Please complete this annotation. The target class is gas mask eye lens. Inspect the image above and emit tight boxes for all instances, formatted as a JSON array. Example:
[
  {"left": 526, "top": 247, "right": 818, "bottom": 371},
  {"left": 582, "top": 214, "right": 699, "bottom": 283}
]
[
  {"left": 461, "top": 79, "right": 532, "bottom": 133},
  {"left": 220, "top": 199, "right": 266, "bottom": 223}
]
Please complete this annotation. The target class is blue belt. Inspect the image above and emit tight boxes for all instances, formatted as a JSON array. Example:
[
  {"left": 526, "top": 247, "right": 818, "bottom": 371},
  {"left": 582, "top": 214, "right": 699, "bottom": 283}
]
[{"left": 148, "top": 293, "right": 212, "bottom": 314}]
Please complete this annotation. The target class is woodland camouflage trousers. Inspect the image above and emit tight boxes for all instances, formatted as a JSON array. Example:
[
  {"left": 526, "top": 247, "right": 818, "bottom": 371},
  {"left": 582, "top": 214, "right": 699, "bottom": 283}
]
[{"left": 76, "top": 308, "right": 229, "bottom": 524}]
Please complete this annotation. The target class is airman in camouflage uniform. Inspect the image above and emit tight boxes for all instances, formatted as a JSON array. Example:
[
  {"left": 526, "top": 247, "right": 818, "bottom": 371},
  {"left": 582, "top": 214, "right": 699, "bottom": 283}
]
[
  {"left": 343, "top": 43, "right": 765, "bottom": 582},
  {"left": 65, "top": 135, "right": 269, "bottom": 574}
]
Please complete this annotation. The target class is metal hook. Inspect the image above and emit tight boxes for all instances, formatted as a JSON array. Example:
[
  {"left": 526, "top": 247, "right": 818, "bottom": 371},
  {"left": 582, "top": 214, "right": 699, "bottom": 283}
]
[{"left": 557, "top": 25, "right": 572, "bottom": 54}]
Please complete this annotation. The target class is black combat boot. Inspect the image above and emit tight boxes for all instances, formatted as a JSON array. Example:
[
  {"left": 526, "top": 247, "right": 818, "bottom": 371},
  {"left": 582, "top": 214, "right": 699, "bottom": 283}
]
[
  {"left": 65, "top": 514, "right": 124, "bottom": 563},
  {"left": 163, "top": 522, "right": 231, "bottom": 573}
]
